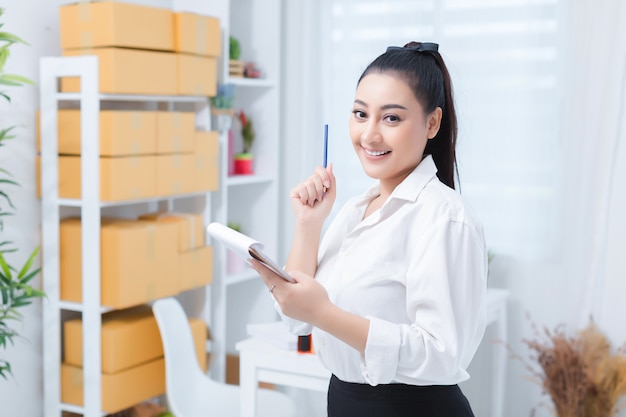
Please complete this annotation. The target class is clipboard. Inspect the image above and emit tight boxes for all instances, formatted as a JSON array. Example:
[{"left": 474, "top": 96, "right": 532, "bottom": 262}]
[{"left": 206, "top": 222, "right": 295, "bottom": 283}]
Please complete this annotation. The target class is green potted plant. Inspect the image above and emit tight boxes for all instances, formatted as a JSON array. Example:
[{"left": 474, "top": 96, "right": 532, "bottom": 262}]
[
  {"left": 0, "top": 7, "right": 44, "bottom": 380},
  {"left": 228, "top": 36, "right": 244, "bottom": 78},
  {"left": 234, "top": 110, "right": 254, "bottom": 175}
]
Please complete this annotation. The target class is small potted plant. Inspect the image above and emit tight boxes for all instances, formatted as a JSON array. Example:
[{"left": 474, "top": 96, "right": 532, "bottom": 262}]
[
  {"left": 234, "top": 110, "right": 255, "bottom": 175},
  {"left": 228, "top": 36, "right": 244, "bottom": 78},
  {"left": 210, "top": 83, "right": 236, "bottom": 174},
  {"left": 210, "top": 83, "right": 236, "bottom": 128}
]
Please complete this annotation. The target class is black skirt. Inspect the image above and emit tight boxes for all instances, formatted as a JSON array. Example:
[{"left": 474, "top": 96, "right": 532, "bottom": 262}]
[{"left": 327, "top": 374, "right": 475, "bottom": 417}]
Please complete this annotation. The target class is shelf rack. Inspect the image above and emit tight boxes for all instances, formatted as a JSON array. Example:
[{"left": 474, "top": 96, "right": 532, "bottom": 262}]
[{"left": 40, "top": 55, "right": 213, "bottom": 417}]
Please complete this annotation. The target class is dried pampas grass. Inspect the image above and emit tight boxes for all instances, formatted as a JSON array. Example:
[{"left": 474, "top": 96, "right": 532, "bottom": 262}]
[{"left": 513, "top": 317, "right": 626, "bottom": 417}]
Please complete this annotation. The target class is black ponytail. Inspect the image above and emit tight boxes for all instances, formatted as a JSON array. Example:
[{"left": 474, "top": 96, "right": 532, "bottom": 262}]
[{"left": 358, "top": 42, "right": 458, "bottom": 189}]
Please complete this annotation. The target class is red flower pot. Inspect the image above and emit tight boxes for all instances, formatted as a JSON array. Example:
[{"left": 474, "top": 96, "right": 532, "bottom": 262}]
[{"left": 234, "top": 153, "right": 254, "bottom": 175}]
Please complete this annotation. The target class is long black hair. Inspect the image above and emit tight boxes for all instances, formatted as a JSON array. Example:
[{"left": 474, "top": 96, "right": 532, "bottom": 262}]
[{"left": 357, "top": 41, "right": 458, "bottom": 189}]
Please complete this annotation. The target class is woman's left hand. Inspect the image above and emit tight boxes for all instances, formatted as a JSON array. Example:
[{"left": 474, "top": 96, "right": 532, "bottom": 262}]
[{"left": 249, "top": 259, "right": 331, "bottom": 325}]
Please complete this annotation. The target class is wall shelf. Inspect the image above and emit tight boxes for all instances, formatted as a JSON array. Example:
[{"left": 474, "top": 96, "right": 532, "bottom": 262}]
[
  {"left": 226, "top": 77, "right": 275, "bottom": 88},
  {"left": 208, "top": 0, "right": 282, "bottom": 383},
  {"left": 226, "top": 174, "right": 273, "bottom": 187}
]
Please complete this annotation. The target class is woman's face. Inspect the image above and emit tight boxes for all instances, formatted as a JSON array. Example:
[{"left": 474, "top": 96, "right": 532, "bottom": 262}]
[{"left": 349, "top": 72, "right": 441, "bottom": 191}]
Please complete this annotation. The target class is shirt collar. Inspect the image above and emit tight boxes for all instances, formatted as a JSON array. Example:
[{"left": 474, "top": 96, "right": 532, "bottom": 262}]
[{"left": 356, "top": 154, "right": 439, "bottom": 207}]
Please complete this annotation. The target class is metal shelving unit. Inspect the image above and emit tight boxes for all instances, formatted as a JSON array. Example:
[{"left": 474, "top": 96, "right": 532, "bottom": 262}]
[{"left": 40, "top": 55, "right": 213, "bottom": 417}]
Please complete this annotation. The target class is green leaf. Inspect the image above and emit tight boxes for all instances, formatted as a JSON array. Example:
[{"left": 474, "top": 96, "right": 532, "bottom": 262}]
[
  {"left": 0, "top": 167, "right": 13, "bottom": 176},
  {"left": 0, "top": 178, "right": 18, "bottom": 186},
  {"left": 17, "top": 247, "right": 39, "bottom": 279},
  {"left": 0, "top": 31, "right": 28, "bottom": 45},
  {"left": 0, "top": 75, "right": 27, "bottom": 87},
  {"left": 0, "top": 191, "right": 15, "bottom": 209},
  {"left": 0, "top": 73, "right": 33, "bottom": 85},
  {"left": 0, "top": 91, "right": 9, "bottom": 102},
  {"left": 0, "top": 125, "right": 16, "bottom": 139},
  {"left": 0, "top": 251, "right": 12, "bottom": 279},
  {"left": 19, "top": 268, "right": 41, "bottom": 286},
  {"left": 10, "top": 300, "right": 31, "bottom": 308}
]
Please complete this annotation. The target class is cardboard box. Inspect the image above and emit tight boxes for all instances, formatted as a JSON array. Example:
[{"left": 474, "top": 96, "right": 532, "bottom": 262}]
[
  {"left": 173, "top": 12, "right": 221, "bottom": 57},
  {"left": 61, "top": 357, "right": 165, "bottom": 414},
  {"left": 64, "top": 306, "right": 162, "bottom": 373},
  {"left": 54, "top": 155, "right": 157, "bottom": 201},
  {"left": 61, "top": 318, "right": 207, "bottom": 413},
  {"left": 180, "top": 246, "right": 213, "bottom": 292},
  {"left": 60, "top": 1, "right": 174, "bottom": 51},
  {"left": 138, "top": 212, "right": 205, "bottom": 252},
  {"left": 61, "top": 48, "right": 177, "bottom": 95},
  {"left": 155, "top": 154, "right": 195, "bottom": 196},
  {"left": 63, "top": 307, "right": 208, "bottom": 373},
  {"left": 193, "top": 131, "right": 219, "bottom": 192},
  {"left": 176, "top": 54, "right": 217, "bottom": 96},
  {"left": 37, "top": 110, "right": 158, "bottom": 156},
  {"left": 60, "top": 218, "right": 179, "bottom": 308},
  {"left": 156, "top": 112, "right": 196, "bottom": 154}
]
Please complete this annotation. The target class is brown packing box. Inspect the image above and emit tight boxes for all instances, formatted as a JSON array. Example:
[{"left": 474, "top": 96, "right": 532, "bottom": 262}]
[
  {"left": 49, "top": 155, "right": 157, "bottom": 201},
  {"left": 177, "top": 54, "right": 217, "bottom": 96},
  {"left": 61, "top": 357, "right": 165, "bottom": 414},
  {"left": 61, "top": 318, "right": 207, "bottom": 414},
  {"left": 60, "top": 218, "right": 179, "bottom": 308},
  {"left": 193, "top": 131, "right": 219, "bottom": 192},
  {"left": 64, "top": 306, "right": 162, "bottom": 373},
  {"left": 156, "top": 154, "right": 195, "bottom": 196},
  {"left": 180, "top": 246, "right": 213, "bottom": 292},
  {"left": 173, "top": 12, "right": 221, "bottom": 57},
  {"left": 156, "top": 112, "right": 196, "bottom": 154},
  {"left": 63, "top": 306, "right": 208, "bottom": 373},
  {"left": 60, "top": 1, "right": 174, "bottom": 51},
  {"left": 138, "top": 212, "right": 205, "bottom": 252},
  {"left": 36, "top": 110, "right": 158, "bottom": 156},
  {"left": 61, "top": 48, "right": 177, "bottom": 95}
]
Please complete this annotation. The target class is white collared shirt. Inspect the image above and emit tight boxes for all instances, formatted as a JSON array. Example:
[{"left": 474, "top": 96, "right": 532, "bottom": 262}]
[{"left": 280, "top": 155, "right": 487, "bottom": 386}]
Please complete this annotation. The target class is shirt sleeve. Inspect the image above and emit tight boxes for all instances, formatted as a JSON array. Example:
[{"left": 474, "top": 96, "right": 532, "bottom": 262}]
[
  {"left": 360, "top": 218, "right": 487, "bottom": 385},
  {"left": 273, "top": 298, "right": 314, "bottom": 336}
]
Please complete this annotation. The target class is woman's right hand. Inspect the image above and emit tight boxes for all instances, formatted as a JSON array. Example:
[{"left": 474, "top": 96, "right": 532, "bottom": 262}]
[{"left": 290, "top": 164, "right": 336, "bottom": 226}]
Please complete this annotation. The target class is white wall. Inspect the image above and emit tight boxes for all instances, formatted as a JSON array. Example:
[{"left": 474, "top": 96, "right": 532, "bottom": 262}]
[{"left": 1, "top": 1, "right": 60, "bottom": 415}]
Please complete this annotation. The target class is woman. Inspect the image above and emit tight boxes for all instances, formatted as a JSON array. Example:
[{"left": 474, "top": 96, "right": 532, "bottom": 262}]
[{"left": 251, "top": 41, "right": 487, "bottom": 417}]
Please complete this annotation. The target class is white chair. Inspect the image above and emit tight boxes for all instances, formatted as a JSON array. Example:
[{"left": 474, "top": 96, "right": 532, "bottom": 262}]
[{"left": 152, "top": 298, "right": 297, "bottom": 417}]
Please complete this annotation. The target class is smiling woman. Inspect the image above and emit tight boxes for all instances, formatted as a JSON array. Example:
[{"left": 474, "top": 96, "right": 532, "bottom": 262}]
[{"left": 252, "top": 41, "right": 488, "bottom": 417}]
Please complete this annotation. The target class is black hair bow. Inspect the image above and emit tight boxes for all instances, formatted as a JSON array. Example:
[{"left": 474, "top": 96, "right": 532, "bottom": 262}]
[{"left": 386, "top": 42, "right": 439, "bottom": 53}]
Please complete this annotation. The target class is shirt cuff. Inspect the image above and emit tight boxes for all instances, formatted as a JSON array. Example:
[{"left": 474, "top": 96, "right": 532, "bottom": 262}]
[
  {"left": 360, "top": 316, "right": 400, "bottom": 385},
  {"left": 273, "top": 299, "right": 313, "bottom": 336}
]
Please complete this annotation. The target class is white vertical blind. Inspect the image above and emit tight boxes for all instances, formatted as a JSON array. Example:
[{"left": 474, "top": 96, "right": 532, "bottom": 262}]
[{"left": 322, "top": 0, "right": 560, "bottom": 260}]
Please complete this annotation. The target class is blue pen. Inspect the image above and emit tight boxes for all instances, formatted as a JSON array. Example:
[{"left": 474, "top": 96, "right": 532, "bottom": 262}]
[
  {"left": 323, "top": 124, "right": 329, "bottom": 193},
  {"left": 323, "top": 124, "right": 329, "bottom": 169}
]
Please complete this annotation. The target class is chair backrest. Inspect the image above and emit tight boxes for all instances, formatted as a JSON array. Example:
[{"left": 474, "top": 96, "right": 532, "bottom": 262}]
[{"left": 152, "top": 297, "right": 209, "bottom": 416}]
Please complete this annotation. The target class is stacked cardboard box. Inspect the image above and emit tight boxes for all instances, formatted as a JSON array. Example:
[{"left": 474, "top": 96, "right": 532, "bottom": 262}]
[
  {"left": 59, "top": 215, "right": 213, "bottom": 307},
  {"left": 37, "top": 2, "right": 221, "bottom": 201},
  {"left": 138, "top": 212, "right": 213, "bottom": 292},
  {"left": 36, "top": 109, "right": 219, "bottom": 200},
  {"left": 59, "top": 1, "right": 220, "bottom": 96},
  {"left": 61, "top": 306, "right": 208, "bottom": 413}
]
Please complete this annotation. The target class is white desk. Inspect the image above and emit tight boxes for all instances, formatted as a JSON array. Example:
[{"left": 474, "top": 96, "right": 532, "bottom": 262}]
[{"left": 237, "top": 288, "right": 509, "bottom": 417}]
